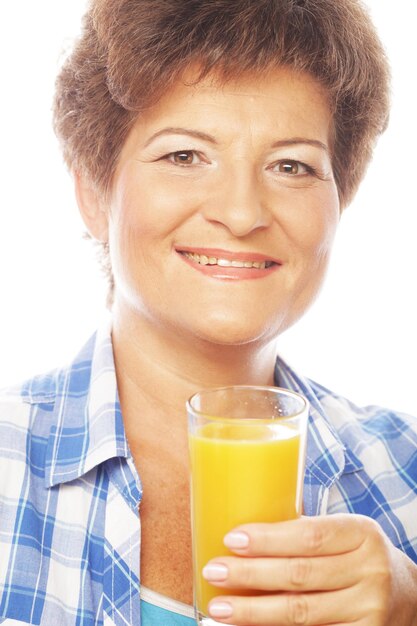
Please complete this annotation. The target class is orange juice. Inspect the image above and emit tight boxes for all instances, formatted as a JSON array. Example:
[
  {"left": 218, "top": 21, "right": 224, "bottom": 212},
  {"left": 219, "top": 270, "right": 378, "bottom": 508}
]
[{"left": 189, "top": 421, "right": 303, "bottom": 614}]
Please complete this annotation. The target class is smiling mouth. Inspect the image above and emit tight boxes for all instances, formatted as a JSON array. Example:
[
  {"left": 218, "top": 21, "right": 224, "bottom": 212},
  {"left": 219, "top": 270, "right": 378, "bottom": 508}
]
[{"left": 180, "top": 251, "right": 276, "bottom": 270}]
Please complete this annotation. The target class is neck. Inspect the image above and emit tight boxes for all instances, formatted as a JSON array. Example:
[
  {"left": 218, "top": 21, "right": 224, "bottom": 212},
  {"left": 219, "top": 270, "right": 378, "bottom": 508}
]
[{"left": 111, "top": 301, "right": 278, "bottom": 441}]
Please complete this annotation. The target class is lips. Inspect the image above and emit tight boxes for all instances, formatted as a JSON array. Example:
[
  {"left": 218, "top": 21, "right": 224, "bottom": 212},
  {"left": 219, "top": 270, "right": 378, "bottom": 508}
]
[
  {"left": 176, "top": 247, "right": 281, "bottom": 280},
  {"left": 182, "top": 252, "right": 274, "bottom": 270}
]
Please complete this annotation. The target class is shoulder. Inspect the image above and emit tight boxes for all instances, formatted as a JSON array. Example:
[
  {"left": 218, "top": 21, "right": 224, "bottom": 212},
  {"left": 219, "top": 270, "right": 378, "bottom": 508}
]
[
  {"left": 0, "top": 336, "right": 98, "bottom": 536},
  {"left": 0, "top": 328, "right": 110, "bottom": 495},
  {"left": 0, "top": 372, "right": 62, "bottom": 580},
  {"left": 0, "top": 369, "right": 58, "bottom": 434},
  {"left": 0, "top": 370, "right": 61, "bottom": 500},
  {"left": 275, "top": 354, "right": 417, "bottom": 445},
  {"left": 307, "top": 377, "right": 417, "bottom": 473},
  {"left": 307, "top": 377, "right": 417, "bottom": 440},
  {"left": 0, "top": 329, "right": 98, "bottom": 422},
  {"left": 0, "top": 368, "right": 59, "bottom": 402},
  {"left": 0, "top": 330, "right": 97, "bottom": 482}
]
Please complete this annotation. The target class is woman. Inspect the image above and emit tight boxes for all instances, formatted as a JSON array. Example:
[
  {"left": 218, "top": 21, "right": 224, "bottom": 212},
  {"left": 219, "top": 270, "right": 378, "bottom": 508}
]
[{"left": 0, "top": 0, "right": 416, "bottom": 625}]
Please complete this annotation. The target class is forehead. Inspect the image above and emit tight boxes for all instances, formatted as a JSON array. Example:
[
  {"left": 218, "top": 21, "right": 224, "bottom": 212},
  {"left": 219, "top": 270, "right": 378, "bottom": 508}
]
[{"left": 127, "top": 66, "right": 333, "bottom": 147}]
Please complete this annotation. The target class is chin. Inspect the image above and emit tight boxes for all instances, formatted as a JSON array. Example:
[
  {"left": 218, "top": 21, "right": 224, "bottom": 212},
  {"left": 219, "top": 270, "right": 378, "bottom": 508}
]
[{"left": 188, "top": 313, "right": 280, "bottom": 347}]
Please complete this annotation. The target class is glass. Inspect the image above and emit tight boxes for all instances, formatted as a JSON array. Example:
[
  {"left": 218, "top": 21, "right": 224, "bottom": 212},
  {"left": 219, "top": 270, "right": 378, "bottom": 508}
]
[{"left": 187, "top": 385, "right": 309, "bottom": 626}]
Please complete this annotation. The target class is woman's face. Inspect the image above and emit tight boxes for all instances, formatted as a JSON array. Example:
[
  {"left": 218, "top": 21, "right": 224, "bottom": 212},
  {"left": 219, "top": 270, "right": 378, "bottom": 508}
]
[{"left": 105, "top": 67, "right": 340, "bottom": 346}]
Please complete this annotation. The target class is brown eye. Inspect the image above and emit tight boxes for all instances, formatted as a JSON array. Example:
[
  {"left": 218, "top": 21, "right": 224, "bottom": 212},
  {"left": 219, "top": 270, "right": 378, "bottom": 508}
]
[
  {"left": 277, "top": 161, "right": 301, "bottom": 175},
  {"left": 172, "top": 151, "right": 196, "bottom": 165}
]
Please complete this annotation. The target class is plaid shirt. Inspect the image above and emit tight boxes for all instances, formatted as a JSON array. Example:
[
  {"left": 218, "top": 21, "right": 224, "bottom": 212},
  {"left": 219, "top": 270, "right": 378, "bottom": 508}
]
[{"left": 0, "top": 321, "right": 416, "bottom": 625}]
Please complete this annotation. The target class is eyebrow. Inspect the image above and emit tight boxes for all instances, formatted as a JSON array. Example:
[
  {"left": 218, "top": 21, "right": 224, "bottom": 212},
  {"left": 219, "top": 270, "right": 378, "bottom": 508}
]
[
  {"left": 144, "top": 127, "right": 328, "bottom": 153},
  {"left": 271, "top": 138, "right": 329, "bottom": 153},
  {"left": 144, "top": 127, "right": 218, "bottom": 147}
]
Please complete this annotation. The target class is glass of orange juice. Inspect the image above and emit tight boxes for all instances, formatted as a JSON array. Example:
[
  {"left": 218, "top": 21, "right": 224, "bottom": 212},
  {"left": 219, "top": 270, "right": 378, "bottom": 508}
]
[{"left": 187, "top": 385, "right": 308, "bottom": 625}]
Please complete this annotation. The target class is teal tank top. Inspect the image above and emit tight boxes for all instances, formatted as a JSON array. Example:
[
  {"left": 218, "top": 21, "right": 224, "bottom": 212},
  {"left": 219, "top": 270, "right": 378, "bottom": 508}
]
[{"left": 140, "top": 586, "right": 196, "bottom": 625}]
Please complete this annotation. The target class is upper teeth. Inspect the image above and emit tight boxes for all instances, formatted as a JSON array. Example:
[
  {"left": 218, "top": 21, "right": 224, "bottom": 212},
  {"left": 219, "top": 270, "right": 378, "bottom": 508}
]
[{"left": 183, "top": 252, "right": 272, "bottom": 269}]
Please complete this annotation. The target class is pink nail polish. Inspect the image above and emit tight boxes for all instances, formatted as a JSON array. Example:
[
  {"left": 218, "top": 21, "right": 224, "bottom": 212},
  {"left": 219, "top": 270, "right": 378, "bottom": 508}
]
[
  {"left": 209, "top": 601, "right": 233, "bottom": 619},
  {"left": 224, "top": 531, "right": 249, "bottom": 549},
  {"left": 202, "top": 563, "right": 228, "bottom": 581}
]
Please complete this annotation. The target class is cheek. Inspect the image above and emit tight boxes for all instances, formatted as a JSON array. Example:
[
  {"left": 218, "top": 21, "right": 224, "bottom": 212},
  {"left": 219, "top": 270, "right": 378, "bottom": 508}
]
[
  {"left": 111, "top": 164, "right": 207, "bottom": 240},
  {"left": 280, "top": 186, "right": 340, "bottom": 260}
]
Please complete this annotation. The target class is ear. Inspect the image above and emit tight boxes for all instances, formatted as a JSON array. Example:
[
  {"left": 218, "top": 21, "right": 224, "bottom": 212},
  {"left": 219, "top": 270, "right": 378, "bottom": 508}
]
[{"left": 74, "top": 171, "right": 109, "bottom": 242}]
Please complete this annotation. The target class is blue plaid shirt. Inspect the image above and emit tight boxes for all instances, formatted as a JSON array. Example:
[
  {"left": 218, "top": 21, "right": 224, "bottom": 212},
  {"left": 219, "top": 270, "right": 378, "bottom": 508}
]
[{"left": 0, "top": 321, "right": 416, "bottom": 625}]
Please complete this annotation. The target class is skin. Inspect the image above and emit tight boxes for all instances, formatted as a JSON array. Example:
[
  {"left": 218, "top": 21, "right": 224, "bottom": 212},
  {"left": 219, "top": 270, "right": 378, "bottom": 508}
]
[
  {"left": 75, "top": 66, "right": 417, "bottom": 624},
  {"left": 204, "top": 517, "right": 417, "bottom": 625}
]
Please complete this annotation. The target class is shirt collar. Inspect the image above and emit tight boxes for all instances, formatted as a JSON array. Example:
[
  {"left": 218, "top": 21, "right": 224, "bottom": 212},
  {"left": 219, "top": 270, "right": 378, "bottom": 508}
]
[
  {"left": 42, "top": 321, "right": 362, "bottom": 490},
  {"left": 44, "top": 320, "right": 130, "bottom": 488}
]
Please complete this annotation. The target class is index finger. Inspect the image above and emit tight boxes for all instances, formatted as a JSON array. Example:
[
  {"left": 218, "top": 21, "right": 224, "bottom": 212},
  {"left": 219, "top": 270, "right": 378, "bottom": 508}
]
[{"left": 224, "top": 514, "right": 375, "bottom": 557}]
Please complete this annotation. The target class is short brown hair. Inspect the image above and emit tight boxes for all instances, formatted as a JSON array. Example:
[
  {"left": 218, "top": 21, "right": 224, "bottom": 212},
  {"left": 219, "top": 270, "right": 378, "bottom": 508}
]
[{"left": 53, "top": 0, "right": 390, "bottom": 296}]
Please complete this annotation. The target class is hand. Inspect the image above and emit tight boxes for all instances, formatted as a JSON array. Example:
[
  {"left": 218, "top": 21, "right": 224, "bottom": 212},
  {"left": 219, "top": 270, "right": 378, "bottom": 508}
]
[{"left": 202, "top": 514, "right": 417, "bottom": 625}]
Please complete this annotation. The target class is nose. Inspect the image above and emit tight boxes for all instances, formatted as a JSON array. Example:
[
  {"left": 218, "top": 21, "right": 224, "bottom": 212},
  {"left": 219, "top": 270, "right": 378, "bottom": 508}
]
[{"left": 201, "top": 166, "right": 273, "bottom": 237}]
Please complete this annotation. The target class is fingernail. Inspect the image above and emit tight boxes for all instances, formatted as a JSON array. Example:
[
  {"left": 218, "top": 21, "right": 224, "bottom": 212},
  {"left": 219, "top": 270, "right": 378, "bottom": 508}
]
[
  {"left": 202, "top": 563, "right": 228, "bottom": 581},
  {"left": 224, "top": 531, "right": 249, "bottom": 549},
  {"left": 208, "top": 601, "right": 233, "bottom": 619}
]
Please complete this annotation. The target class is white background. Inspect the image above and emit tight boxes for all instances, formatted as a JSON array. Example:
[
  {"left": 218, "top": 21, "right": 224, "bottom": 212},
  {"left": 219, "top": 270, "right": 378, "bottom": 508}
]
[{"left": 0, "top": 1, "right": 415, "bottom": 414}]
